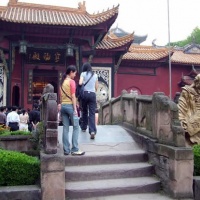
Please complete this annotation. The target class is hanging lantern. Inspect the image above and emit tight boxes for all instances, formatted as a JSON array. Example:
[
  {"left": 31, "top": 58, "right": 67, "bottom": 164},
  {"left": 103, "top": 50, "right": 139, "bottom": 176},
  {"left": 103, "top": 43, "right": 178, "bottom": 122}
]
[
  {"left": 19, "top": 40, "right": 27, "bottom": 54},
  {"left": 66, "top": 43, "right": 74, "bottom": 57}
]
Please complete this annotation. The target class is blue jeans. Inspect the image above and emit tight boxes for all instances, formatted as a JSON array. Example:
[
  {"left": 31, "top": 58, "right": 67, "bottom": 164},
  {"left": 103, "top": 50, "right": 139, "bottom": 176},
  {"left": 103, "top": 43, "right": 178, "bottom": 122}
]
[
  {"left": 81, "top": 91, "right": 97, "bottom": 134},
  {"left": 61, "top": 104, "right": 79, "bottom": 154}
]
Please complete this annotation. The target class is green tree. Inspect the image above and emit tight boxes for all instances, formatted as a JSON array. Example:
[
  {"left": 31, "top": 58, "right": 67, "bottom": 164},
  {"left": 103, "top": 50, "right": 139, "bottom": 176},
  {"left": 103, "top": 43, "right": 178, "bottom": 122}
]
[{"left": 170, "top": 27, "right": 200, "bottom": 47}]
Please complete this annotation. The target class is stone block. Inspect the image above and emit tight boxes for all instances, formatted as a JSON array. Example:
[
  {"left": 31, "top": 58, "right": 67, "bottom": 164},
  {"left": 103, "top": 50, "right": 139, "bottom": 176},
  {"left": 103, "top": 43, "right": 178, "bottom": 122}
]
[
  {"left": 112, "top": 100, "right": 122, "bottom": 124},
  {"left": 45, "top": 129, "right": 58, "bottom": 154},
  {"left": 172, "top": 125, "right": 186, "bottom": 147},
  {"left": 46, "top": 121, "right": 57, "bottom": 129},
  {"left": 157, "top": 144, "right": 193, "bottom": 160},
  {"left": 41, "top": 171, "right": 65, "bottom": 200},
  {"left": 102, "top": 105, "right": 110, "bottom": 125},
  {"left": 41, "top": 153, "right": 65, "bottom": 172},
  {"left": 0, "top": 135, "right": 33, "bottom": 152},
  {"left": 124, "top": 99, "right": 134, "bottom": 124},
  {"left": 168, "top": 159, "right": 194, "bottom": 198},
  {"left": 194, "top": 176, "right": 200, "bottom": 200},
  {"left": 40, "top": 150, "right": 65, "bottom": 200}
]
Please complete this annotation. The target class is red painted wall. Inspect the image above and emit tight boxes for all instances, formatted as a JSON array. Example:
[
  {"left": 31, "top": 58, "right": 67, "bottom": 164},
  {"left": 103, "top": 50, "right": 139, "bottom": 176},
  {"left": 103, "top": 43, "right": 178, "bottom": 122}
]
[
  {"left": 115, "top": 63, "right": 192, "bottom": 99},
  {"left": 0, "top": 39, "right": 9, "bottom": 49}
]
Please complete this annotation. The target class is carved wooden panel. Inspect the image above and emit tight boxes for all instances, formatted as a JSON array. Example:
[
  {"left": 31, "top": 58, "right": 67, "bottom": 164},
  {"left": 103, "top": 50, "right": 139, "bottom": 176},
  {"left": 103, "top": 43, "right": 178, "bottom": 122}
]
[{"left": 93, "top": 67, "right": 111, "bottom": 108}]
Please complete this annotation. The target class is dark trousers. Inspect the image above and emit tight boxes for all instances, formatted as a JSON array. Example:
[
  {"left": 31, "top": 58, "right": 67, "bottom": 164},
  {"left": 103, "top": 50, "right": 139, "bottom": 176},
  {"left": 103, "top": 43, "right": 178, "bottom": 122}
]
[
  {"left": 9, "top": 122, "right": 19, "bottom": 131},
  {"left": 81, "top": 91, "right": 97, "bottom": 134}
]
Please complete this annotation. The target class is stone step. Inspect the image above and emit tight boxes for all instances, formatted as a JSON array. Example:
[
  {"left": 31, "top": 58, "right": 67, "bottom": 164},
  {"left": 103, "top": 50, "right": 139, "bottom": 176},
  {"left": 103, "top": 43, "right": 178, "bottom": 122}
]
[
  {"left": 65, "top": 150, "right": 148, "bottom": 166},
  {"left": 65, "top": 162, "right": 154, "bottom": 181},
  {"left": 65, "top": 177, "right": 160, "bottom": 199},
  {"left": 73, "top": 193, "right": 193, "bottom": 200},
  {"left": 0, "top": 185, "right": 41, "bottom": 200}
]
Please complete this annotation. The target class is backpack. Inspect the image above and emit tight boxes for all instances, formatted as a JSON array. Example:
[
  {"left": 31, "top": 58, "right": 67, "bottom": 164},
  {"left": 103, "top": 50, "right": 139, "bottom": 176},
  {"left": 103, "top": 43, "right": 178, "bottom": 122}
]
[{"left": 76, "top": 84, "right": 85, "bottom": 101}]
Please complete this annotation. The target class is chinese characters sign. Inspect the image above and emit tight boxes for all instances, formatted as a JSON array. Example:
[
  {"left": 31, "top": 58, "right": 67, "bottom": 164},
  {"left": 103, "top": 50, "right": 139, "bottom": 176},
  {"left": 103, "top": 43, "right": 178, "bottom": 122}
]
[
  {"left": 26, "top": 48, "right": 65, "bottom": 64},
  {"left": 28, "top": 70, "right": 33, "bottom": 103}
]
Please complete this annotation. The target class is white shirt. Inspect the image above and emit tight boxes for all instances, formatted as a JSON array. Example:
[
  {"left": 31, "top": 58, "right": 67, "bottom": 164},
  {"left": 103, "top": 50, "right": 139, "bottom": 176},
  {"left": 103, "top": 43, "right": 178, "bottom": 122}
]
[
  {"left": 6, "top": 111, "right": 20, "bottom": 126},
  {"left": 81, "top": 72, "right": 98, "bottom": 93},
  {"left": 19, "top": 113, "right": 29, "bottom": 124}
]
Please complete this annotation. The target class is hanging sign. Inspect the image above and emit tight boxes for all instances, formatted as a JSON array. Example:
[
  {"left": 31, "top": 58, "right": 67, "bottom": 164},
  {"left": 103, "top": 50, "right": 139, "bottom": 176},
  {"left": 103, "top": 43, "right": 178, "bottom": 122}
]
[{"left": 26, "top": 48, "right": 65, "bottom": 65}]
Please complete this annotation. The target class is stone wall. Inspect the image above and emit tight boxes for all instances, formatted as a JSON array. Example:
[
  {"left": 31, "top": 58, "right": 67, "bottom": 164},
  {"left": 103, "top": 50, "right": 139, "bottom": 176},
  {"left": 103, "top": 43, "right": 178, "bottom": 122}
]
[
  {"left": 100, "top": 91, "right": 194, "bottom": 199},
  {"left": 0, "top": 135, "right": 33, "bottom": 152}
]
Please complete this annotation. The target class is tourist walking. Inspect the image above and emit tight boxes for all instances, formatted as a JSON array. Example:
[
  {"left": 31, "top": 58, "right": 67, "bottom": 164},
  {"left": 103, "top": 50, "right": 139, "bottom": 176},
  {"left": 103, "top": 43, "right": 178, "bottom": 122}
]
[
  {"left": 0, "top": 106, "right": 6, "bottom": 126},
  {"left": 6, "top": 106, "right": 20, "bottom": 131},
  {"left": 28, "top": 104, "right": 40, "bottom": 132},
  {"left": 19, "top": 109, "right": 29, "bottom": 131},
  {"left": 79, "top": 62, "right": 98, "bottom": 139},
  {"left": 60, "top": 65, "right": 85, "bottom": 156}
]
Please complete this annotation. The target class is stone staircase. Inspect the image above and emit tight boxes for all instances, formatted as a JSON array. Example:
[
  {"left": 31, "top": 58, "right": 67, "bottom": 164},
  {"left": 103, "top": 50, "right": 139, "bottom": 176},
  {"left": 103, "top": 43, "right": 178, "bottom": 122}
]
[
  {"left": 65, "top": 149, "right": 161, "bottom": 199},
  {"left": 63, "top": 125, "right": 178, "bottom": 200}
]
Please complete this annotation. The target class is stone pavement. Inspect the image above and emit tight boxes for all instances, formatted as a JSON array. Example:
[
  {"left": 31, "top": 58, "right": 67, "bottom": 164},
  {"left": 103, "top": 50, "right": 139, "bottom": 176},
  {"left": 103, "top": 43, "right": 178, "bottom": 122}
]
[{"left": 58, "top": 125, "right": 141, "bottom": 152}]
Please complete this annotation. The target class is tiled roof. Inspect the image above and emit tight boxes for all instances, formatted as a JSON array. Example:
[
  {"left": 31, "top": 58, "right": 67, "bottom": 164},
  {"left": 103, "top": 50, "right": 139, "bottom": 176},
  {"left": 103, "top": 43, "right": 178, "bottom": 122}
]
[
  {"left": 122, "top": 44, "right": 200, "bottom": 64},
  {"left": 110, "top": 27, "right": 147, "bottom": 44},
  {"left": 0, "top": 6, "right": 6, "bottom": 12},
  {"left": 0, "top": 1, "right": 119, "bottom": 26},
  {"left": 123, "top": 45, "right": 169, "bottom": 61},
  {"left": 96, "top": 32, "right": 134, "bottom": 50},
  {"left": 171, "top": 50, "right": 200, "bottom": 65}
]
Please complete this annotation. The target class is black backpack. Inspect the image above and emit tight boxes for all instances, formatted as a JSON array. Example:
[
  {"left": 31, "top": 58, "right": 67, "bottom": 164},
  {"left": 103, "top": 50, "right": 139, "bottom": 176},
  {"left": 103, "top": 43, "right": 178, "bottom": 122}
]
[{"left": 76, "top": 84, "right": 85, "bottom": 101}]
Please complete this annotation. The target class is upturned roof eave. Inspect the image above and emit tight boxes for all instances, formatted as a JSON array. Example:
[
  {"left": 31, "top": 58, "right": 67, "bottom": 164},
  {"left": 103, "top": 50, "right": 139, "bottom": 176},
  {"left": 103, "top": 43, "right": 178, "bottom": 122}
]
[
  {"left": 0, "top": 1, "right": 119, "bottom": 27},
  {"left": 96, "top": 33, "right": 133, "bottom": 50}
]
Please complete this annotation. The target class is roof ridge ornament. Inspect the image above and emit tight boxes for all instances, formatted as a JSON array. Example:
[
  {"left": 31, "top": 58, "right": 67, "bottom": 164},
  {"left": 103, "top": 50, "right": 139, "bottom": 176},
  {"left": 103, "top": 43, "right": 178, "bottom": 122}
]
[
  {"left": 78, "top": 1, "right": 86, "bottom": 12},
  {"left": 192, "top": 35, "right": 196, "bottom": 44},
  {"left": 8, "top": 0, "right": 18, "bottom": 5},
  {"left": 152, "top": 39, "right": 157, "bottom": 47},
  {"left": 183, "top": 43, "right": 200, "bottom": 54}
]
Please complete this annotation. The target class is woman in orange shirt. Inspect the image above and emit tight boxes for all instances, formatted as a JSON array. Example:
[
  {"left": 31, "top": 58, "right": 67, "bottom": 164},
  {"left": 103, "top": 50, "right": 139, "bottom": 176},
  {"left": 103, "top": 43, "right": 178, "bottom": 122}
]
[{"left": 60, "top": 65, "right": 85, "bottom": 156}]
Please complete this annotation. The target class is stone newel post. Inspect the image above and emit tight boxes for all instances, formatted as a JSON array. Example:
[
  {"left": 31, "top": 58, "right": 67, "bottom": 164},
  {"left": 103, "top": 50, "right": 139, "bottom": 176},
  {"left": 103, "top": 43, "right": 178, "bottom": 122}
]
[
  {"left": 41, "top": 91, "right": 58, "bottom": 154},
  {"left": 40, "top": 84, "right": 65, "bottom": 200}
]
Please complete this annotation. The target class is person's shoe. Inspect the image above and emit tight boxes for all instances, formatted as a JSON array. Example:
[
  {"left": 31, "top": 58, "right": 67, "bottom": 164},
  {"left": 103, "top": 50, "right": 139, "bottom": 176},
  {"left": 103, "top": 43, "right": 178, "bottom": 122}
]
[
  {"left": 64, "top": 152, "right": 69, "bottom": 156},
  {"left": 90, "top": 132, "right": 95, "bottom": 139},
  {"left": 71, "top": 151, "right": 85, "bottom": 156}
]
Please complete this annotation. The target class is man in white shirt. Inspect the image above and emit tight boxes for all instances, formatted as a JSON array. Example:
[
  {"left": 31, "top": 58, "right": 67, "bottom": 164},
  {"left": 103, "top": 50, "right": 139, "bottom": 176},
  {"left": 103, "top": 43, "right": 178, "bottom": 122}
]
[{"left": 6, "top": 106, "right": 20, "bottom": 131}]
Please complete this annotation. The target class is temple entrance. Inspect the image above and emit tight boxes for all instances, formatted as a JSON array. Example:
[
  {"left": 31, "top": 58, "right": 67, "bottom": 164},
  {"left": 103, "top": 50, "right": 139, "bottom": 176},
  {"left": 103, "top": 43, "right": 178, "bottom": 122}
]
[
  {"left": 12, "top": 85, "right": 20, "bottom": 106},
  {"left": 32, "top": 69, "right": 58, "bottom": 105}
]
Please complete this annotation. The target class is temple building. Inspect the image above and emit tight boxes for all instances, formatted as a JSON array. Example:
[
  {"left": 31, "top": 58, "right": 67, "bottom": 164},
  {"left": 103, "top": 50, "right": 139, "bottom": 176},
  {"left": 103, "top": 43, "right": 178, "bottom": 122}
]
[
  {"left": 0, "top": 0, "right": 133, "bottom": 109},
  {"left": 117, "top": 41, "right": 200, "bottom": 99},
  {"left": 0, "top": 0, "right": 200, "bottom": 109}
]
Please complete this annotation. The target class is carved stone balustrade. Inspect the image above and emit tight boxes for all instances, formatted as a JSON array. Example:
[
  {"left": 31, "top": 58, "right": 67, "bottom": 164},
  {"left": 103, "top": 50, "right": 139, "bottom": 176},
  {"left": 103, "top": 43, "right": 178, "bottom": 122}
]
[{"left": 99, "top": 92, "right": 194, "bottom": 199}]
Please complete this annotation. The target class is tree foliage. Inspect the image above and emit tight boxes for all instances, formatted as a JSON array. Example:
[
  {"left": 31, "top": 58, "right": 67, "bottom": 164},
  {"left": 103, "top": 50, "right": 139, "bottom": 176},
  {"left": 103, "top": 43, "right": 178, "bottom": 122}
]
[{"left": 170, "top": 27, "right": 200, "bottom": 47}]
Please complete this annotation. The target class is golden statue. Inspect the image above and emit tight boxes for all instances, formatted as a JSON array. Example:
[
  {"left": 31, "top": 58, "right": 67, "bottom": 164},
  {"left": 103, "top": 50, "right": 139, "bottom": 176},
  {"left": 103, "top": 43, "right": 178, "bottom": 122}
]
[{"left": 178, "top": 74, "right": 200, "bottom": 144}]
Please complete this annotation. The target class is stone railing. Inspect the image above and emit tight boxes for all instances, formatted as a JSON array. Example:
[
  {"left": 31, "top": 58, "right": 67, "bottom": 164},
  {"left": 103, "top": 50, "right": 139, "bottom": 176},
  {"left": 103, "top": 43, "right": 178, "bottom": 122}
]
[
  {"left": 40, "top": 84, "right": 65, "bottom": 200},
  {"left": 99, "top": 91, "right": 194, "bottom": 199}
]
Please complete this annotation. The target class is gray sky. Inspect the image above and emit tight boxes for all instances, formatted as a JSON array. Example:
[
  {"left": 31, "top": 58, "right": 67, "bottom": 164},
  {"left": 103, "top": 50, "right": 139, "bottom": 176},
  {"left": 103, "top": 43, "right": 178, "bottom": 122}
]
[{"left": 1, "top": 0, "right": 200, "bottom": 46}]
